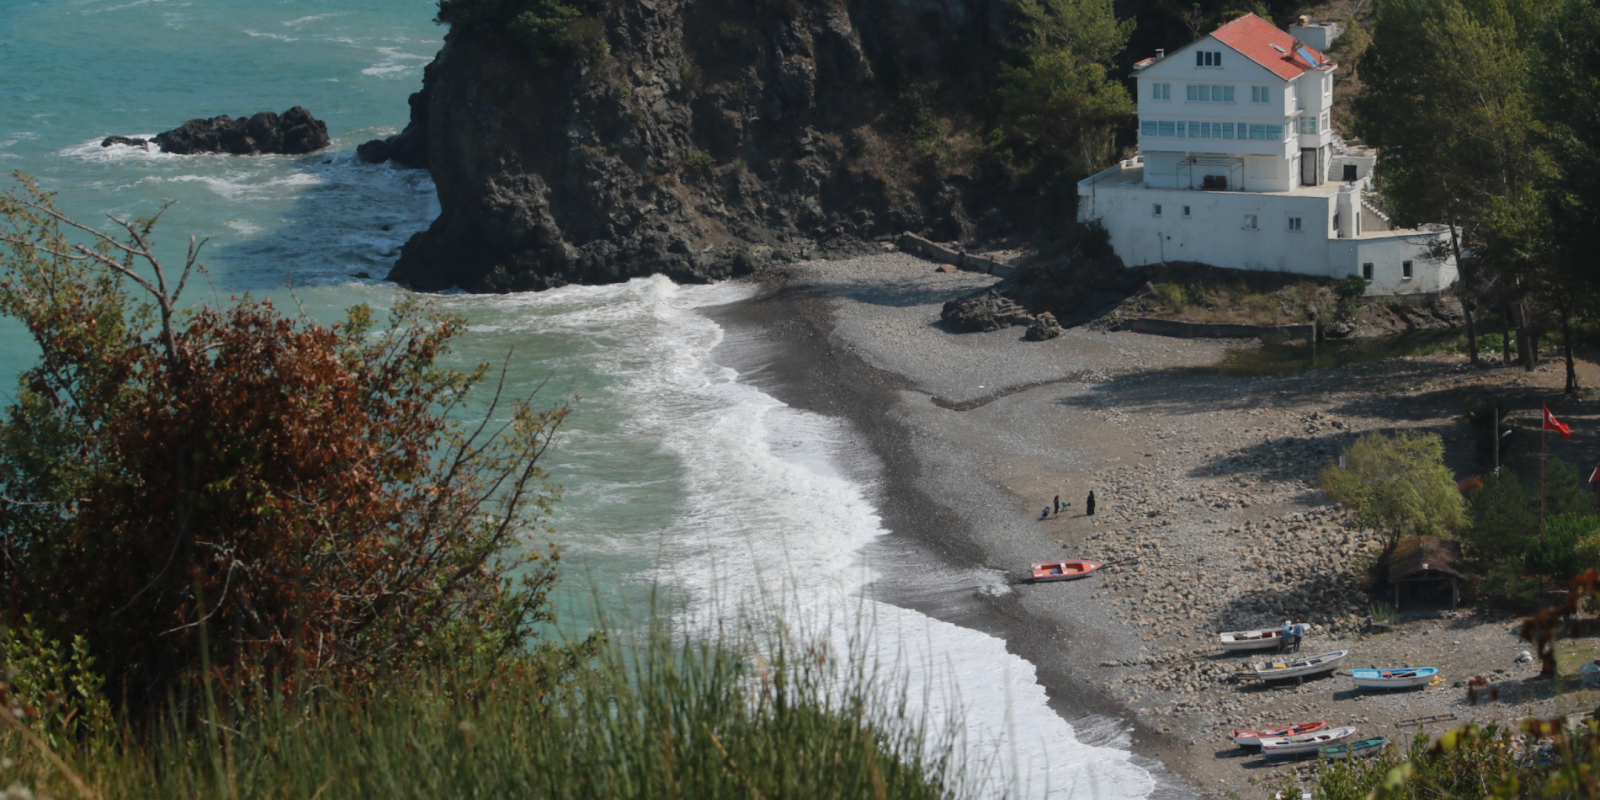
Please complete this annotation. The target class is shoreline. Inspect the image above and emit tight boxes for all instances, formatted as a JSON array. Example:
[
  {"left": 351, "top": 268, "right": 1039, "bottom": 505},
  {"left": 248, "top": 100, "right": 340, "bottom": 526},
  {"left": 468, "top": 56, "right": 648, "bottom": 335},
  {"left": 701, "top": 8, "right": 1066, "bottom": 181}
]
[
  {"left": 704, "top": 251, "right": 1600, "bottom": 797},
  {"left": 705, "top": 255, "right": 1217, "bottom": 797}
]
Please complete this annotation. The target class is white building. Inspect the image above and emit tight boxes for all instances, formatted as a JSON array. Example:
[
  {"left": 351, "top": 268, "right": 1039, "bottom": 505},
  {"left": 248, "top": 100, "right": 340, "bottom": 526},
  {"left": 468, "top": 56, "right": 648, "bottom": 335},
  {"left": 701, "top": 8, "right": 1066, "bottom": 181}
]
[{"left": 1077, "top": 14, "right": 1455, "bottom": 295}]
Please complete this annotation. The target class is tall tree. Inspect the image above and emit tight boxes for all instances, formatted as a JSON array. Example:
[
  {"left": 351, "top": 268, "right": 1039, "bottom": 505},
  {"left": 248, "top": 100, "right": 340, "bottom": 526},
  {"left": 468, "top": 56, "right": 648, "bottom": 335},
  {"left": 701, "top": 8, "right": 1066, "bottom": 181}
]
[
  {"left": 1530, "top": 0, "right": 1600, "bottom": 393},
  {"left": 1356, "top": 0, "right": 1541, "bottom": 367},
  {"left": 991, "top": 0, "right": 1135, "bottom": 200}
]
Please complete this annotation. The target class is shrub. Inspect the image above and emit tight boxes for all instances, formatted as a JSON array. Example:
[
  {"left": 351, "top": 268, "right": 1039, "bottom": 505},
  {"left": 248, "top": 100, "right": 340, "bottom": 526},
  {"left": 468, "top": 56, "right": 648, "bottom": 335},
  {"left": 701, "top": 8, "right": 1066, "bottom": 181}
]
[
  {"left": 0, "top": 175, "right": 576, "bottom": 711},
  {"left": 1464, "top": 395, "right": 1516, "bottom": 465},
  {"left": 1321, "top": 431, "right": 1468, "bottom": 549},
  {"left": 682, "top": 150, "right": 716, "bottom": 178},
  {"left": 436, "top": 0, "right": 606, "bottom": 65}
]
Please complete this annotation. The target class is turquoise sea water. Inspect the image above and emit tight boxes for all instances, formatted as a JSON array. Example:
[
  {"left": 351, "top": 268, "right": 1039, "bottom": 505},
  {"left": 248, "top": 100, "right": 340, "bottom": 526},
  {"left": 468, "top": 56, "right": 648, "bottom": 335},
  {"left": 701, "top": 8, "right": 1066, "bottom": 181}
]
[{"left": 0, "top": 3, "right": 1159, "bottom": 795}]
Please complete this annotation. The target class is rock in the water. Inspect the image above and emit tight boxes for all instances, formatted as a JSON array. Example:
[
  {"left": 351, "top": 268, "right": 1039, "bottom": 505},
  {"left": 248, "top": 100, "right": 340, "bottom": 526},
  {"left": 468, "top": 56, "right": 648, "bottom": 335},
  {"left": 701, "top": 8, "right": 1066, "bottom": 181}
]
[
  {"left": 1025, "top": 312, "right": 1063, "bottom": 341},
  {"left": 941, "top": 291, "right": 1035, "bottom": 333},
  {"left": 141, "top": 107, "right": 330, "bottom": 155},
  {"left": 101, "top": 136, "right": 151, "bottom": 149}
]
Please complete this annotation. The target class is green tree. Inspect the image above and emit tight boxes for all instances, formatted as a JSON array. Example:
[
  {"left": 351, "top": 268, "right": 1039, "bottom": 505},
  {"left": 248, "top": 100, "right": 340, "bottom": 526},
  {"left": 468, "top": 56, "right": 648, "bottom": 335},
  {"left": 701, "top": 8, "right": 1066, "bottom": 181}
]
[
  {"left": 1356, "top": 0, "right": 1543, "bottom": 367},
  {"left": 1529, "top": 0, "right": 1600, "bottom": 393},
  {"left": 990, "top": 0, "right": 1135, "bottom": 200},
  {"left": 0, "top": 174, "right": 580, "bottom": 710},
  {"left": 1321, "top": 431, "right": 1468, "bottom": 549}
]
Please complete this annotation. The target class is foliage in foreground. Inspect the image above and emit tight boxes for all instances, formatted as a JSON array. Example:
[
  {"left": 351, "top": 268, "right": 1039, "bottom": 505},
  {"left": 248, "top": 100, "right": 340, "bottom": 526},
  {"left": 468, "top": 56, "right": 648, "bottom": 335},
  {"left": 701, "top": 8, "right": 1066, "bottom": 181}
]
[
  {"left": 1321, "top": 431, "right": 1467, "bottom": 550},
  {"left": 0, "top": 174, "right": 574, "bottom": 712},
  {"left": 0, "top": 623, "right": 962, "bottom": 800}
]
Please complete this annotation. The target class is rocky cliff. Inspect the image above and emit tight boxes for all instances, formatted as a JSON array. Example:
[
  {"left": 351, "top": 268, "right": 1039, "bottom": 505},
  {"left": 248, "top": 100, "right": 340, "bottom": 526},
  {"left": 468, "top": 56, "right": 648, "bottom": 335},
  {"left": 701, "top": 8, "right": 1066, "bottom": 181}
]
[{"left": 365, "top": 0, "right": 1008, "bottom": 293}]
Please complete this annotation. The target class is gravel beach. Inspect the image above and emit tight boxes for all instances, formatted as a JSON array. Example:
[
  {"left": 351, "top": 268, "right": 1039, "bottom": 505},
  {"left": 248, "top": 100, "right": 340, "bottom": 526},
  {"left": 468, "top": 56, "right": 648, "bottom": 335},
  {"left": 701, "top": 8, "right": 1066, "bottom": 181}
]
[{"left": 706, "top": 251, "right": 1600, "bottom": 797}]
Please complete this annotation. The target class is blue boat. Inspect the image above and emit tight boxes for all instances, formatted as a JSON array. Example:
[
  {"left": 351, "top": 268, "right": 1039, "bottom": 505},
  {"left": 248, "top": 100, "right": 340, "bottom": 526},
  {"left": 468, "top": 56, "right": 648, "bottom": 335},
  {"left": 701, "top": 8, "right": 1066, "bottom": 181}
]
[{"left": 1351, "top": 667, "right": 1438, "bottom": 689}]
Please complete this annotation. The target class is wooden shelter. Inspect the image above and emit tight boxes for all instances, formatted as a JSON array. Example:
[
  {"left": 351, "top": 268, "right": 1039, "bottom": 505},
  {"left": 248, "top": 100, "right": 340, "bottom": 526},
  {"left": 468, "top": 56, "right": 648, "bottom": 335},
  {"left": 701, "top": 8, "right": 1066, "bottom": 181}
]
[{"left": 1387, "top": 535, "right": 1465, "bottom": 611}]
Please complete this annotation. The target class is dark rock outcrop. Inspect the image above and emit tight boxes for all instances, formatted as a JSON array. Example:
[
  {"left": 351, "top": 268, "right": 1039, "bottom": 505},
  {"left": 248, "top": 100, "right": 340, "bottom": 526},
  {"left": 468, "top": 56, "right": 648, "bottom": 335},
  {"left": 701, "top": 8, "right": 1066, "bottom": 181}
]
[
  {"left": 101, "top": 135, "right": 152, "bottom": 149},
  {"left": 365, "top": 0, "right": 1011, "bottom": 293},
  {"left": 103, "top": 107, "right": 330, "bottom": 155},
  {"left": 941, "top": 290, "right": 1035, "bottom": 333}
]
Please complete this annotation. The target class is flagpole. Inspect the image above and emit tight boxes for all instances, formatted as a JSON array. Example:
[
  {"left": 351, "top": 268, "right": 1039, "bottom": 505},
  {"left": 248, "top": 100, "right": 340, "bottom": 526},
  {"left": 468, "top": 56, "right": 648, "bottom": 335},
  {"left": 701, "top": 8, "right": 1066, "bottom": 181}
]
[{"left": 1541, "top": 419, "right": 1547, "bottom": 544}]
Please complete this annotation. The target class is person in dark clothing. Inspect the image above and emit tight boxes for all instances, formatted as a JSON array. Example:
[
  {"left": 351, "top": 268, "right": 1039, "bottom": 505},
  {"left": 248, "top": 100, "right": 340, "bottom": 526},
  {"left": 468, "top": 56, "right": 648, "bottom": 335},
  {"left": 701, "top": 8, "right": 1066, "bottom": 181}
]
[
  {"left": 1086, "top": 490, "right": 1096, "bottom": 516},
  {"left": 1041, "top": 506, "right": 1050, "bottom": 520},
  {"left": 1053, "top": 495, "right": 1061, "bottom": 516}
]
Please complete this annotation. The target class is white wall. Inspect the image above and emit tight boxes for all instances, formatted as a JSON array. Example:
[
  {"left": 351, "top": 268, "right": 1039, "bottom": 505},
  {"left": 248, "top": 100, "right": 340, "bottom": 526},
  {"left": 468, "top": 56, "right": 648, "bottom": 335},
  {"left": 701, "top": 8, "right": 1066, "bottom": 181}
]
[
  {"left": 1330, "top": 233, "right": 1458, "bottom": 294},
  {"left": 1080, "top": 184, "right": 1336, "bottom": 273},
  {"left": 1076, "top": 182, "right": 1459, "bottom": 294},
  {"left": 1135, "top": 35, "right": 1301, "bottom": 162}
]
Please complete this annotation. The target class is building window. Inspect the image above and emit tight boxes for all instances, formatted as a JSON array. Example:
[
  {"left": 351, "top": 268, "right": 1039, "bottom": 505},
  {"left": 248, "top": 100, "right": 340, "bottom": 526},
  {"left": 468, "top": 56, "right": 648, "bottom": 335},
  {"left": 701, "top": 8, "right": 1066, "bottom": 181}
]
[
  {"left": 1252, "top": 86, "right": 1271, "bottom": 103},
  {"left": 1153, "top": 204, "right": 1163, "bottom": 217},
  {"left": 1243, "top": 214, "right": 1259, "bottom": 230},
  {"left": 1298, "top": 116, "right": 1318, "bottom": 134},
  {"left": 1197, "top": 50, "right": 1222, "bottom": 67},
  {"left": 1182, "top": 205, "right": 1192, "bottom": 217},
  {"left": 1403, "top": 260, "right": 1414, "bottom": 279},
  {"left": 1362, "top": 263, "right": 1374, "bottom": 280},
  {"left": 1152, "top": 83, "right": 1171, "bottom": 100},
  {"left": 1321, "top": 111, "right": 1330, "bottom": 130},
  {"left": 1287, "top": 216, "right": 1303, "bottom": 231},
  {"left": 1185, "top": 84, "right": 1235, "bottom": 102},
  {"left": 1158, "top": 120, "right": 1176, "bottom": 137}
]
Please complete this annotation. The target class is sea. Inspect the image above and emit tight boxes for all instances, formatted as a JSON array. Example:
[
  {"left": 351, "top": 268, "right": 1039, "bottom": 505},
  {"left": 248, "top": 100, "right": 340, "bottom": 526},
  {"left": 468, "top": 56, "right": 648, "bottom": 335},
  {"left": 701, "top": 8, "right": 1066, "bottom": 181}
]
[{"left": 0, "top": 2, "right": 1158, "bottom": 796}]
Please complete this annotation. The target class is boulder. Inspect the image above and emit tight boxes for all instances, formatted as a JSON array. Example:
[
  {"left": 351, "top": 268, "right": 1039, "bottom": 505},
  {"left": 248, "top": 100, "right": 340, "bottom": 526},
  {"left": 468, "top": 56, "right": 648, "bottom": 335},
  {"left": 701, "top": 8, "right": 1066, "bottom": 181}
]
[
  {"left": 1025, "top": 311, "right": 1063, "bottom": 341},
  {"left": 111, "top": 107, "right": 332, "bottom": 155},
  {"left": 941, "top": 290, "right": 1034, "bottom": 333},
  {"left": 100, "top": 136, "right": 151, "bottom": 149}
]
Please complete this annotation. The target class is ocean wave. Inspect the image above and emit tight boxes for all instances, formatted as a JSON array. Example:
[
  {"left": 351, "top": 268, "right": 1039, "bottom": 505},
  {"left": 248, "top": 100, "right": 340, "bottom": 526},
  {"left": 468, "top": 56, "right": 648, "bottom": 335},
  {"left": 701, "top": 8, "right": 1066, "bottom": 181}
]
[
  {"left": 458, "top": 276, "right": 1156, "bottom": 798},
  {"left": 243, "top": 29, "right": 296, "bottom": 42},
  {"left": 362, "top": 46, "right": 432, "bottom": 78}
]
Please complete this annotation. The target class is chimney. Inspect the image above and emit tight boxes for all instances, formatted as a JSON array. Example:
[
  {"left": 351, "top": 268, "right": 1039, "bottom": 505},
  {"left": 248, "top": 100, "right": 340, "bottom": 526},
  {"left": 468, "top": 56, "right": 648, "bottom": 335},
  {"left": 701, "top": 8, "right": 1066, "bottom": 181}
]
[
  {"left": 1156, "top": 48, "right": 1165, "bottom": 60},
  {"left": 1299, "top": 14, "right": 1310, "bottom": 25}
]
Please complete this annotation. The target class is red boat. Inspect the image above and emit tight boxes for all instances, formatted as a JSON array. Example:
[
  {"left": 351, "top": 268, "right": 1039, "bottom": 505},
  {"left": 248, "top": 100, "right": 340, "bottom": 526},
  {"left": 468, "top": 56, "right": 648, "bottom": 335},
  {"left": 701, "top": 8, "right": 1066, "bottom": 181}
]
[
  {"left": 1030, "top": 559, "right": 1102, "bottom": 582},
  {"left": 1231, "top": 721, "right": 1329, "bottom": 747}
]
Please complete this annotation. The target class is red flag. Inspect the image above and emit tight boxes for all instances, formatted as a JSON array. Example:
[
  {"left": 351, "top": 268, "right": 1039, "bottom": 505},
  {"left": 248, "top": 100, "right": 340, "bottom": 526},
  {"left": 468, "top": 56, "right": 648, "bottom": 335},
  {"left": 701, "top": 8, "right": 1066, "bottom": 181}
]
[
  {"left": 1590, "top": 465, "right": 1600, "bottom": 484},
  {"left": 1543, "top": 405, "right": 1571, "bottom": 438}
]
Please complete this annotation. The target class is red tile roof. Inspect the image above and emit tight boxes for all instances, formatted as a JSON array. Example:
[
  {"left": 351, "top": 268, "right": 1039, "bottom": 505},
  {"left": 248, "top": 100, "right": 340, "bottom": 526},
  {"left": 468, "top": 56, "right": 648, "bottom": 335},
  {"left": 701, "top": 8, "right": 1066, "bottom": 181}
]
[{"left": 1209, "top": 13, "right": 1332, "bottom": 80}]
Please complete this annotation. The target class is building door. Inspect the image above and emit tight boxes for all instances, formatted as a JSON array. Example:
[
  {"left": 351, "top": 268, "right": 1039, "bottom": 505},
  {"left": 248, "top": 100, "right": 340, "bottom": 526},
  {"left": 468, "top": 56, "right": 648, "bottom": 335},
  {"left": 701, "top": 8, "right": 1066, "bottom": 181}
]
[
  {"left": 1301, "top": 149, "right": 1318, "bottom": 185},
  {"left": 1343, "top": 164, "right": 1358, "bottom": 182}
]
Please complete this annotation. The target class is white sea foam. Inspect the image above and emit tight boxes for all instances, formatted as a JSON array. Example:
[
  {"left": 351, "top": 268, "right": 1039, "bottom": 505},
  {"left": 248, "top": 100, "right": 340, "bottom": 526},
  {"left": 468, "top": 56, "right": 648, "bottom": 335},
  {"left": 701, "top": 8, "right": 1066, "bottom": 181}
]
[
  {"left": 165, "top": 171, "right": 322, "bottom": 199},
  {"left": 58, "top": 135, "right": 165, "bottom": 164},
  {"left": 362, "top": 46, "right": 431, "bottom": 77},
  {"left": 244, "top": 29, "right": 296, "bottom": 42},
  {"left": 466, "top": 276, "right": 1155, "bottom": 798}
]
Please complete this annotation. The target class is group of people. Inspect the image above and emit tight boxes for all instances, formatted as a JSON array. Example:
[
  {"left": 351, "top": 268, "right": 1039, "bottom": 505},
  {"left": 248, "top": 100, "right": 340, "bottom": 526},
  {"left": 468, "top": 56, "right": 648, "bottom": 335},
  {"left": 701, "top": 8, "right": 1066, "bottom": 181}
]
[
  {"left": 1278, "top": 619, "right": 1310, "bottom": 653},
  {"left": 1042, "top": 491, "right": 1096, "bottom": 520}
]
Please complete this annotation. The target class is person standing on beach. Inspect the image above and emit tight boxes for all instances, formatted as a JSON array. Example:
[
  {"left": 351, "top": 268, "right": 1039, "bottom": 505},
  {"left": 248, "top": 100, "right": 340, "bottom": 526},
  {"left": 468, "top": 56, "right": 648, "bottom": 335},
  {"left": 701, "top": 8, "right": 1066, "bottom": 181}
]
[{"left": 1085, "top": 490, "right": 1096, "bottom": 516}]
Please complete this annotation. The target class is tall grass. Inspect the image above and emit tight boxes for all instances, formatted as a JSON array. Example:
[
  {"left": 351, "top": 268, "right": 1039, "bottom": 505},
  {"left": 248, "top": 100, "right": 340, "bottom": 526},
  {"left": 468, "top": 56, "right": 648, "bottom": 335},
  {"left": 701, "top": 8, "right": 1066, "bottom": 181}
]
[{"left": 0, "top": 618, "right": 968, "bottom": 799}]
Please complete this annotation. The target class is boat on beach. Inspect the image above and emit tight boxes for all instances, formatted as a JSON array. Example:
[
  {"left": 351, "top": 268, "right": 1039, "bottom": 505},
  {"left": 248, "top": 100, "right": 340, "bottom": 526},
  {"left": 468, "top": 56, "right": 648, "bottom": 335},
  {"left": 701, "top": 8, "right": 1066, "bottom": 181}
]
[
  {"left": 1219, "top": 628, "right": 1286, "bottom": 651},
  {"left": 1259, "top": 725, "right": 1357, "bottom": 757},
  {"left": 1231, "top": 721, "right": 1329, "bottom": 747},
  {"left": 1030, "top": 559, "right": 1102, "bottom": 582},
  {"left": 1351, "top": 667, "right": 1439, "bottom": 689},
  {"left": 1251, "top": 650, "right": 1348, "bottom": 681},
  {"left": 1319, "top": 735, "right": 1388, "bottom": 760}
]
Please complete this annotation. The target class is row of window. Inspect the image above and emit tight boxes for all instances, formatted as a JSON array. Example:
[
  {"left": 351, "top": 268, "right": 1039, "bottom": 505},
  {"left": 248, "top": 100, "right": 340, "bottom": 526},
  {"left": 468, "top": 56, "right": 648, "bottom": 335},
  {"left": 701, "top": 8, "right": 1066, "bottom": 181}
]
[
  {"left": 1152, "top": 205, "right": 1324, "bottom": 234},
  {"left": 1149, "top": 83, "right": 1275, "bottom": 103},
  {"left": 1140, "top": 120, "right": 1288, "bottom": 141}
]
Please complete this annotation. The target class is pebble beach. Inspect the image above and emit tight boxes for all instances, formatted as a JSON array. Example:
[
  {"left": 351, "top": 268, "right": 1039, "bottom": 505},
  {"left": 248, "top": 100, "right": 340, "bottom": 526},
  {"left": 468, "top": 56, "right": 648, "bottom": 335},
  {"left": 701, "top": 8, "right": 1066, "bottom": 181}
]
[{"left": 711, "top": 250, "right": 1600, "bottom": 796}]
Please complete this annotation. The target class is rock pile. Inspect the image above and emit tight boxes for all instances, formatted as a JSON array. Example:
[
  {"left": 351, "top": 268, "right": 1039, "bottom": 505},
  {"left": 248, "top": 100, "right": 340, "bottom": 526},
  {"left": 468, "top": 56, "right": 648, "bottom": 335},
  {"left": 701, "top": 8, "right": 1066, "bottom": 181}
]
[{"left": 102, "top": 107, "right": 330, "bottom": 156}]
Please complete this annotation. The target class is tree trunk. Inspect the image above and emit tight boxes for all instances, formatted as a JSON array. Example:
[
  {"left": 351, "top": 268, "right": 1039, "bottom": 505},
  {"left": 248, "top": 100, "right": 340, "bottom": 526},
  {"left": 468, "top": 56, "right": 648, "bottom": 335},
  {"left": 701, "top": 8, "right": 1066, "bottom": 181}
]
[
  {"left": 1501, "top": 306, "right": 1513, "bottom": 364},
  {"left": 1515, "top": 299, "right": 1536, "bottom": 371},
  {"left": 1448, "top": 222, "right": 1479, "bottom": 366},
  {"left": 1562, "top": 304, "right": 1579, "bottom": 394}
]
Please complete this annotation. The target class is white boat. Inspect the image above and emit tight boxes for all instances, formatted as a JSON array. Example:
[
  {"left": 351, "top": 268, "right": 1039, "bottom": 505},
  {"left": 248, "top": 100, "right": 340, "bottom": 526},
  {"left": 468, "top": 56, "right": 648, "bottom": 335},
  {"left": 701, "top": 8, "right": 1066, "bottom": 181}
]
[
  {"left": 1351, "top": 667, "right": 1438, "bottom": 689},
  {"left": 1251, "top": 650, "right": 1348, "bottom": 681},
  {"left": 1219, "top": 628, "right": 1286, "bottom": 651},
  {"left": 1259, "top": 725, "right": 1357, "bottom": 756}
]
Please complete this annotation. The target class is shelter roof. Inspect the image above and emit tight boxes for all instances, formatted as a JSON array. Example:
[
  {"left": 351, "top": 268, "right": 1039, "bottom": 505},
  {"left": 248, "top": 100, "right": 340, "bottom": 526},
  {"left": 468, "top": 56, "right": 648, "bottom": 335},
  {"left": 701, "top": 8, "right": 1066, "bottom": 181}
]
[{"left": 1389, "top": 535, "right": 1466, "bottom": 582}]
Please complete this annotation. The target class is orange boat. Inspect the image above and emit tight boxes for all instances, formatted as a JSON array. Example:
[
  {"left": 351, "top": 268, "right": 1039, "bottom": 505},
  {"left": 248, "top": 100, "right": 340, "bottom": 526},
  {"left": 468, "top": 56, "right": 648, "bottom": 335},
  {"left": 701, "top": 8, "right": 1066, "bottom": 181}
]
[
  {"left": 1231, "top": 721, "right": 1329, "bottom": 747},
  {"left": 1030, "top": 559, "right": 1102, "bottom": 582}
]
